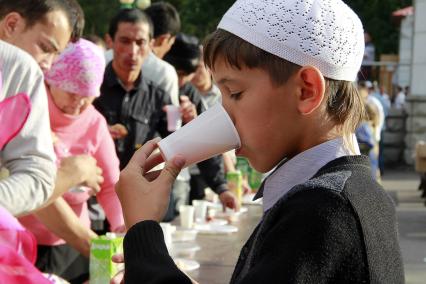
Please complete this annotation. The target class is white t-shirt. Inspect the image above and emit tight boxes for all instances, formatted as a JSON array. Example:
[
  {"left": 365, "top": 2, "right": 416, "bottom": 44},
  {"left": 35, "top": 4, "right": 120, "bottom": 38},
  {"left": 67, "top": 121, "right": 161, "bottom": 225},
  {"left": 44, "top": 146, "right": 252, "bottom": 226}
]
[
  {"left": 0, "top": 40, "right": 56, "bottom": 215},
  {"left": 394, "top": 91, "right": 406, "bottom": 110}
]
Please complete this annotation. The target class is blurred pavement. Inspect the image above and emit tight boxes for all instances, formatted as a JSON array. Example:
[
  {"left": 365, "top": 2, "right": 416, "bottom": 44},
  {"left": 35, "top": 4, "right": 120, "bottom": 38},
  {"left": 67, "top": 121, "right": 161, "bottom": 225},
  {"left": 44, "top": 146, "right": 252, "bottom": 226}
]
[{"left": 382, "top": 167, "right": 426, "bottom": 284}]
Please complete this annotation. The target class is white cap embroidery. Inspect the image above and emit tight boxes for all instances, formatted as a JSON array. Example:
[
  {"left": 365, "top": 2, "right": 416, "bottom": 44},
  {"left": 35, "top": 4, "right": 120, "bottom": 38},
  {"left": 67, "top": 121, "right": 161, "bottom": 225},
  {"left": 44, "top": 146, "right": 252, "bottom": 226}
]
[{"left": 218, "top": 0, "right": 364, "bottom": 81}]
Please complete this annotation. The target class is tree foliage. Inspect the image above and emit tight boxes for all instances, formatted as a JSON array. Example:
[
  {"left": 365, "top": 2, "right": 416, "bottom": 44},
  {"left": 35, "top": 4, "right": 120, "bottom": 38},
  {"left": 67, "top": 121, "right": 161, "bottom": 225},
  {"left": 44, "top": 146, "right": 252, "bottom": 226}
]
[{"left": 79, "top": 0, "right": 413, "bottom": 56}]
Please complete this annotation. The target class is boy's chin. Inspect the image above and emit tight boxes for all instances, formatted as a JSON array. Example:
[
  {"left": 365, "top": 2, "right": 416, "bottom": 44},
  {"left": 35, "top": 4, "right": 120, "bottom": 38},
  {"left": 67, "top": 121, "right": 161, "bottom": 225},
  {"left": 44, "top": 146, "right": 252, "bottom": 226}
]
[{"left": 246, "top": 158, "right": 272, "bottom": 174}]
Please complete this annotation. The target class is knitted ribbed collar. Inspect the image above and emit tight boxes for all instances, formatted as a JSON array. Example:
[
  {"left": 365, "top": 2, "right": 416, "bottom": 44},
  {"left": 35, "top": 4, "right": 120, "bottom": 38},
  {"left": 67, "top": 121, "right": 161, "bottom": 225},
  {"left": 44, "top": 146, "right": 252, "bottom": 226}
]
[{"left": 255, "top": 136, "right": 360, "bottom": 212}]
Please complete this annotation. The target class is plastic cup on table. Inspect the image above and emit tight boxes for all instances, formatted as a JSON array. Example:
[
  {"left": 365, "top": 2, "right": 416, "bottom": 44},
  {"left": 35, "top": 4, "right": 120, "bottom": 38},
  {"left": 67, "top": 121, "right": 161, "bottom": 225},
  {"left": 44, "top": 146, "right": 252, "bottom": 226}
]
[
  {"left": 192, "top": 200, "right": 208, "bottom": 223},
  {"left": 165, "top": 105, "right": 182, "bottom": 132},
  {"left": 159, "top": 222, "right": 173, "bottom": 247},
  {"left": 158, "top": 103, "right": 241, "bottom": 168},
  {"left": 179, "top": 205, "right": 194, "bottom": 229}
]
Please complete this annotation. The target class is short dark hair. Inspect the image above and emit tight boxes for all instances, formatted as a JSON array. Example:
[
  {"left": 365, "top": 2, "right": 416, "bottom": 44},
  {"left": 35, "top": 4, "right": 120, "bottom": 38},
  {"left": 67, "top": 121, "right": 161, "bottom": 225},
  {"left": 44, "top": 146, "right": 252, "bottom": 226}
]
[
  {"left": 108, "top": 8, "right": 153, "bottom": 40},
  {"left": 68, "top": 0, "right": 84, "bottom": 42},
  {"left": 144, "top": 2, "right": 180, "bottom": 38},
  {"left": 0, "top": 0, "right": 82, "bottom": 40},
  {"left": 164, "top": 33, "right": 200, "bottom": 75}
]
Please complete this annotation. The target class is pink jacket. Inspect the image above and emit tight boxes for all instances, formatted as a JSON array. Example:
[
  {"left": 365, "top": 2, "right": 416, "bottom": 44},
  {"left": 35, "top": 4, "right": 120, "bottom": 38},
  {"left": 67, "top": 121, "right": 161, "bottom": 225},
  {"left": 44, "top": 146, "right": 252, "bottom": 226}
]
[{"left": 19, "top": 93, "right": 124, "bottom": 245}]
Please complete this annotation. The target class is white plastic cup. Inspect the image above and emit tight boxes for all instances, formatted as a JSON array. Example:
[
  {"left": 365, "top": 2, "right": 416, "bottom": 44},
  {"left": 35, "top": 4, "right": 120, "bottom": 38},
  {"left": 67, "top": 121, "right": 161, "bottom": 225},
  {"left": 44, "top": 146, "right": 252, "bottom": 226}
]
[
  {"left": 165, "top": 105, "right": 182, "bottom": 132},
  {"left": 158, "top": 103, "right": 241, "bottom": 168},
  {"left": 192, "top": 200, "right": 208, "bottom": 223},
  {"left": 159, "top": 222, "right": 173, "bottom": 247},
  {"left": 179, "top": 205, "right": 194, "bottom": 229}
]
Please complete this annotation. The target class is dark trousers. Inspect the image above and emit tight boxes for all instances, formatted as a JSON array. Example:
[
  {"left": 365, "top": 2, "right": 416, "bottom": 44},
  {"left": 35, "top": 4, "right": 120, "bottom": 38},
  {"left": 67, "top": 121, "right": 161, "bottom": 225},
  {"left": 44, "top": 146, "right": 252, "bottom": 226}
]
[
  {"left": 189, "top": 174, "right": 207, "bottom": 203},
  {"left": 36, "top": 244, "right": 89, "bottom": 284}
]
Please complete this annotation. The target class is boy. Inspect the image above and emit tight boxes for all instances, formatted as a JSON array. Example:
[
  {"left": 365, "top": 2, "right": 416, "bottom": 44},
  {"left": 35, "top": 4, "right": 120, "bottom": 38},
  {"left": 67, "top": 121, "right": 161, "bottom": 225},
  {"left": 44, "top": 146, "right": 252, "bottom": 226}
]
[{"left": 115, "top": 0, "right": 404, "bottom": 283}]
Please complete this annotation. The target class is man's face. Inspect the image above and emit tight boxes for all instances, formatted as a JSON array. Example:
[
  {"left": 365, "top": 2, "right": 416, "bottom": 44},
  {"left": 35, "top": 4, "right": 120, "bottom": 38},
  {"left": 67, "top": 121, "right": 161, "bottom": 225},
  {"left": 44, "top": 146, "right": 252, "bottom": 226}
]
[
  {"left": 112, "top": 21, "right": 151, "bottom": 75},
  {"left": 4, "top": 10, "right": 71, "bottom": 73}
]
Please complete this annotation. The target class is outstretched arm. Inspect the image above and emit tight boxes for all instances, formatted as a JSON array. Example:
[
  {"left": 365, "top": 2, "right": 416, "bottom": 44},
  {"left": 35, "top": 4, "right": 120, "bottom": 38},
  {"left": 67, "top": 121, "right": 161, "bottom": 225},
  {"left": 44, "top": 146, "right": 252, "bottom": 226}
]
[{"left": 34, "top": 197, "right": 97, "bottom": 257}]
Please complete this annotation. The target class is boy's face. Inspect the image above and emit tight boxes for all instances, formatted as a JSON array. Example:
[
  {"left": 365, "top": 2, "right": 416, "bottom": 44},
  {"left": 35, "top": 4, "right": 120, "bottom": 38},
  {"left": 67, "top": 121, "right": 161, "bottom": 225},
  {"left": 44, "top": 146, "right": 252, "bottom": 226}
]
[
  {"left": 176, "top": 70, "right": 195, "bottom": 89},
  {"left": 2, "top": 10, "right": 71, "bottom": 73},
  {"left": 191, "top": 60, "right": 211, "bottom": 89},
  {"left": 49, "top": 86, "right": 95, "bottom": 116},
  {"left": 112, "top": 21, "right": 151, "bottom": 76},
  {"left": 212, "top": 57, "right": 301, "bottom": 173}
]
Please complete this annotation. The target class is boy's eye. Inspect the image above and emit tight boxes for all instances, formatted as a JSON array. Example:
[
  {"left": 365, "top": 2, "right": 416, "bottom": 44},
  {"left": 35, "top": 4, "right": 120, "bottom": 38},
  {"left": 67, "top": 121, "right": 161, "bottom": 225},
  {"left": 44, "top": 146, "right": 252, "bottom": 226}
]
[{"left": 230, "top": 92, "right": 242, "bottom": 100}]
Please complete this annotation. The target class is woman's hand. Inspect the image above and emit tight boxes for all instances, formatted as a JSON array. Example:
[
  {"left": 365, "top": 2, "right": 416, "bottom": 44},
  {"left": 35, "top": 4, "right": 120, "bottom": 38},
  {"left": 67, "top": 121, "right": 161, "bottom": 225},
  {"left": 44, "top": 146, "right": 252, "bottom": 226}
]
[{"left": 115, "top": 138, "right": 185, "bottom": 228}]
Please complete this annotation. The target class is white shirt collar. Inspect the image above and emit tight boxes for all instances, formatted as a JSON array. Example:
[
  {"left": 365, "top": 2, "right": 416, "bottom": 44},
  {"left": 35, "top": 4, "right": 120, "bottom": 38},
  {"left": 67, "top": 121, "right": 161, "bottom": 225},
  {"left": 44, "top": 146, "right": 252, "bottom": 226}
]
[{"left": 262, "top": 136, "right": 360, "bottom": 212}]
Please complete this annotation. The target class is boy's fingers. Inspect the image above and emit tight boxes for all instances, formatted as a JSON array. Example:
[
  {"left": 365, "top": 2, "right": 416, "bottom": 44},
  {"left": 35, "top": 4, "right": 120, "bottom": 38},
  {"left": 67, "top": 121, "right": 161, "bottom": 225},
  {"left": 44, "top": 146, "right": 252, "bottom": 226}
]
[
  {"left": 127, "top": 138, "right": 160, "bottom": 170},
  {"left": 157, "top": 156, "right": 185, "bottom": 186},
  {"left": 111, "top": 253, "right": 124, "bottom": 263}
]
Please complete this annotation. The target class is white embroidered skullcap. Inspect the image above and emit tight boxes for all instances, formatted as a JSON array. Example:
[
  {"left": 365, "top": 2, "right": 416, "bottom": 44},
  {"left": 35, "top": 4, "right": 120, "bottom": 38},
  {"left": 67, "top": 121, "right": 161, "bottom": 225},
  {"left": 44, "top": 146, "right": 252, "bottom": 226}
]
[{"left": 218, "top": 0, "right": 364, "bottom": 81}]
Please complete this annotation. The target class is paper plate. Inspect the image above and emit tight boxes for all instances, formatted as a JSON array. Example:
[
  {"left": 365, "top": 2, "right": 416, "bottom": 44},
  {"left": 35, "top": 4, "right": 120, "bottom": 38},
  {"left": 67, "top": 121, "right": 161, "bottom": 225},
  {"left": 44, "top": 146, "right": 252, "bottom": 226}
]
[
  {"left": 194, "top": 219, "right": 228, "bottom": 226},
  {"left": 215, "top": 207, "right": 248, "bottom": 220},
  {"left": 172, "top": 229, "right": 198, "bottom": 242},
  {"left": 174, "top": 258, "right": 200, "bottom": 272},
  {"left": 169, "top": 242, "right": 200, "bottom": 257},
  {"left": 193, "top": 223, "right": 238, "bottom": 234},
  {"left": 242, "top": 194, "right": 262, "bottom": 205}
]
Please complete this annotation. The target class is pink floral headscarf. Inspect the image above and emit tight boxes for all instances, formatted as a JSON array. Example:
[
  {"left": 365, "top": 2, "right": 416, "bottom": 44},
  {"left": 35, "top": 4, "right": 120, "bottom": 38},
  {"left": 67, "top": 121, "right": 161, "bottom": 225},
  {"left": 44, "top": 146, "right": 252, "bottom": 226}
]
[{"left": 45, "top": 38, "right": 105, "bottom": 97}]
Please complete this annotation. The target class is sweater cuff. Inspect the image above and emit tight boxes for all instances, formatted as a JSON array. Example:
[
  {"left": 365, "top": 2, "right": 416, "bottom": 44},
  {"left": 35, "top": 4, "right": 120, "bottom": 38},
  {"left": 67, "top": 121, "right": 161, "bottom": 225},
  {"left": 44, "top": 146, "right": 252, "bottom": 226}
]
[
  {"left": 213, "top": 183, "right": 228, "bottom": 195},
  {"left": 124, "top": 220, "right": 168, "bottom": 259}
]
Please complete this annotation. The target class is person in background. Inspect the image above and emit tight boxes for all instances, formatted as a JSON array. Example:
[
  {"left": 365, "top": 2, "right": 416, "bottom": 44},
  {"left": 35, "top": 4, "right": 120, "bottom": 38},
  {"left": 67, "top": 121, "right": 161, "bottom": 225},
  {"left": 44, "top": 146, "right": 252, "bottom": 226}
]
[
  {"left": 19, "top": 39, "right": 125, "bottom": 283},
  {"left": 359, "top": 32, "right": 375, "bottom": 81},
  {"left": 164, "top": 33, "right": 238, "bottom": 210},
  {"left": 394, "top": 85, "right": 406, "bottom": 110},
  {"left": 0, "top": 0, "right": 101, "bottom": 216},
  {"left": 115, "top": 0, "right": 404, "bottom": 282},
  {"left": 105, "top": 1, "right": 180, "bottom": 106},
  {"left": 373, "top": 84, "right": 391, "bottom": 175},
  {"left": 375, "top": 85, "right": 391, "bottom": 113},
  {"left": 85, "top": 34, "right": 106, "bottom": 51},
  {"left": 359, "top": 82, "right": 381, "bottom": 180}
]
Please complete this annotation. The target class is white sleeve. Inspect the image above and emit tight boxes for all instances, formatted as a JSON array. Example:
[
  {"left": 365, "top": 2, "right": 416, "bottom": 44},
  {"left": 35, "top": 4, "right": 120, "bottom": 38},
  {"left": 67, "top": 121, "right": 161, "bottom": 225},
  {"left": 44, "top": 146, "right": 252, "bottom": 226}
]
[
  {"left": 162, "top": 63, "right": 180, "bottom": 106},
  {"left": 0, "top": 42, "right": 56, "bottom": 215}
]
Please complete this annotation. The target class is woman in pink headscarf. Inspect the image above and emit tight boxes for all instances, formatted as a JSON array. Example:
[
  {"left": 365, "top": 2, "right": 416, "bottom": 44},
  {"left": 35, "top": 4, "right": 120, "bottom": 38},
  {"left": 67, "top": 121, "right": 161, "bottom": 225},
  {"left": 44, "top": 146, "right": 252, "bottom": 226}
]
[{"left": 19, "top": 39, "right": 124, "bottom": 282}]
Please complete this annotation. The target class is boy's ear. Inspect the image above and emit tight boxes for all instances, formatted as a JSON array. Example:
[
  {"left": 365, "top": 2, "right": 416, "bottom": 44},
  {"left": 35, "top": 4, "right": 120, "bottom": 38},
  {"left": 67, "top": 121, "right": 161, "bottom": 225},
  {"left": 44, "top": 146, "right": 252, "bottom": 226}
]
[
  {"left": 1, "top": 12, "right": 26, "bottom": 39},
  {"left": 296, "top": 66, "right": 325, "bottom": 115}
]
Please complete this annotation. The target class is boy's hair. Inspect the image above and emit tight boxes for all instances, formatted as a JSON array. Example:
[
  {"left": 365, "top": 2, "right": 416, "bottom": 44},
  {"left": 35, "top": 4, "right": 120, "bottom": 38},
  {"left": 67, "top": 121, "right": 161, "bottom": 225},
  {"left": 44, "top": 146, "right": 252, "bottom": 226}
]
[
  {"left": 204, "top": 0, "right": 365, "bottom": 151},
  {"left": 144, "top": 2, "right": 180, "bottom": 38},
  {"left": 108, "top": 8, "right": 153, "bottom": 40},
  {"left": 0, "top": 0, "right": 82, "bottom": 41},
  {"left": 164, "top": 33, "right": 200, "bottom": 75},
  {"left": 204, "top": 29, "right": 364, "bottom": 149},
  {"left": 68, "top": 0, "right": 84, "bottom": 42}
]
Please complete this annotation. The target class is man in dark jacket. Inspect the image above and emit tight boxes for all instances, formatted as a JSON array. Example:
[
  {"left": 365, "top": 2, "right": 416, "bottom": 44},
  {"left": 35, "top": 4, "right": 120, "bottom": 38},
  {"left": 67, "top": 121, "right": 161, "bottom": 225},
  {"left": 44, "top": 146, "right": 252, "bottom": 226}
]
[{"left": 94, "top": 9, "right": 237, "bottom": 220}]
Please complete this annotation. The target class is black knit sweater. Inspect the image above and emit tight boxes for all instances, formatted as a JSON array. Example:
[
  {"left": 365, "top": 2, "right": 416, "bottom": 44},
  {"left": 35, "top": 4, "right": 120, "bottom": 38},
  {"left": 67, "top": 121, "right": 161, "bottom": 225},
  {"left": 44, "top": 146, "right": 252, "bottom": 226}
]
[{"left": 123, "top": 156, "right": 404, "bottom": 283}]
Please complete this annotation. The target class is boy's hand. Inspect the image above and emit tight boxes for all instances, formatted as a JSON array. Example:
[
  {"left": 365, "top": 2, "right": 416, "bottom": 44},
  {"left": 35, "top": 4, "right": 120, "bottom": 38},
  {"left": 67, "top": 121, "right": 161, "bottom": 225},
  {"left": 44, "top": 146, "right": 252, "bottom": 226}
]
[
  {"left": 179, "top": 95, "right": 197, "bottom": 124},
  {"left": 219, "top": 191, "right": 240, "bottom": 211},
  {"left": 111, "top": 253, "right": 124, "bottom": 284},
  {"left": 115, "top": 138, "right": 185, "bottom": 228}
]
